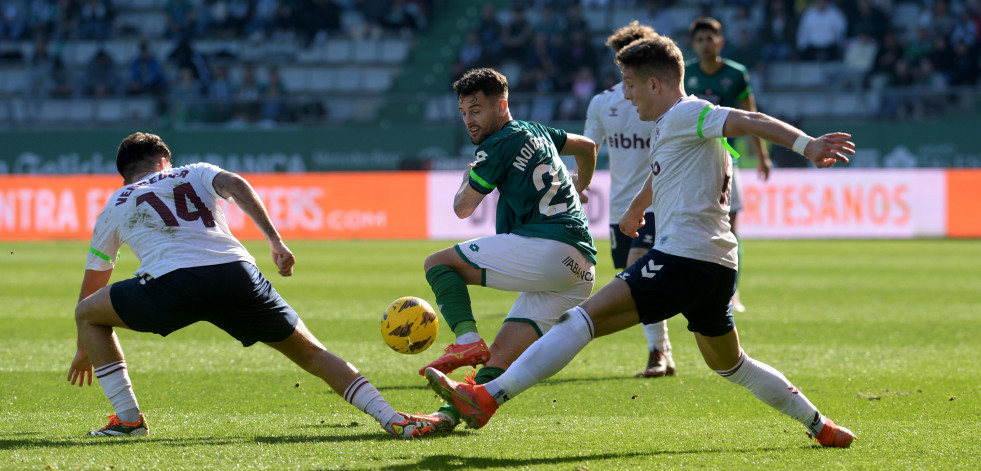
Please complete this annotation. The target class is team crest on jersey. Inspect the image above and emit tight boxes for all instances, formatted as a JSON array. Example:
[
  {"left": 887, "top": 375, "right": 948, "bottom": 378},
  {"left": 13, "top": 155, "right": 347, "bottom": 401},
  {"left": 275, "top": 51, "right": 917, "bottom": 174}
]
[
  {"left": 651, "top": 161, "right": 661, "bottom": 175},
  {"left": 609, "top": 107, "right": 618, "bottom": 117}
]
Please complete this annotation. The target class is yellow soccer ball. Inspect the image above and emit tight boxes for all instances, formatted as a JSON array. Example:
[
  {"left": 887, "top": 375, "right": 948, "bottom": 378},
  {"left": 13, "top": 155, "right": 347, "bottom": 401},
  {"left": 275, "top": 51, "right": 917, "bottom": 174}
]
[{"left": 381, "top": 296, "right": 439, "bottom": 354}]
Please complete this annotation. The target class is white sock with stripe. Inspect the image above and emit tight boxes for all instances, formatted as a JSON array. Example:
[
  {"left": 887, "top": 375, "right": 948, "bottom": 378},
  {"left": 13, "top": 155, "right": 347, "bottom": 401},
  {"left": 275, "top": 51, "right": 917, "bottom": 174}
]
[
  {"left": 94, "top": 360, "right": 140, "bottom": 423},
  {"left": 642, "top": 321, "right": 672, "bottom": 361},
  {"left": 342, "top": 375, "right": 401, "bottom": 429},
  {"left": 716, "top": 352, "right": 826, "bottom": 435},
  {"left": 484, "top": 306, "right": 595, "bottom": 405}
]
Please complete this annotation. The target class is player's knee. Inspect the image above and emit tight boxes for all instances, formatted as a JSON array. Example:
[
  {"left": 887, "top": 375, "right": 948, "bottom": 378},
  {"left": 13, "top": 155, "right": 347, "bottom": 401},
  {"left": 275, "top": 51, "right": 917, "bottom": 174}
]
[{"left": 74, "top": 300, "right": 94, "bottom": 326}]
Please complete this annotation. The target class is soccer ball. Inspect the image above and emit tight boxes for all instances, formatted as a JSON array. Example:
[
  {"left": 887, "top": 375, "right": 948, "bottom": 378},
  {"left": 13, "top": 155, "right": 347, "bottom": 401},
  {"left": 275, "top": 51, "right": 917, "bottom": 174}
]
[{"left": 381, "top": 296, "right": 439, "bottom": 354}]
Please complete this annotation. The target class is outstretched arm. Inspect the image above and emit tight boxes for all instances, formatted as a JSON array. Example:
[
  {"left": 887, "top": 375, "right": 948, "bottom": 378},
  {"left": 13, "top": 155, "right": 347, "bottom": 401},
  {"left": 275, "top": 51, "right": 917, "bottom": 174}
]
[
  {"left": 739, "top": 94, "right": 773, "bottom": 180},
  {"left": 722, "top": 109, "right": 854, "bottom": 168},
  {"left": 560, "top": 133, "right": 597, "bottom": 201},
  {"left": 213, "top": 171, "right": 294, "bottom": 276}
]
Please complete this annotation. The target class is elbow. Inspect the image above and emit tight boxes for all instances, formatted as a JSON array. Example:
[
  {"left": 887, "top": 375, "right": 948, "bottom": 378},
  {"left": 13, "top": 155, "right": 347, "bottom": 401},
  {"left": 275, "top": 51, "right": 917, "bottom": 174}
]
[{"left": 454, "top": 207, "right": 473, "bottom": 219}]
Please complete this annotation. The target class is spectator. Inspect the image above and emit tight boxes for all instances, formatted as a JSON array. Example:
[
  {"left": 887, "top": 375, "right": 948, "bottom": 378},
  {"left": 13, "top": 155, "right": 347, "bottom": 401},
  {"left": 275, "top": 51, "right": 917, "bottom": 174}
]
[
  {"left": 869, "top": 30, "right": 904, "bottom": 89},
  {"left": 728, "top": 28, "right": 764, "bottom": 72},
  {"left": 905, "top": 27, "right": 933, "bottom": 64},
  {"left": 164, "top": 0, "right": 197, "bottom": 39},
  {"left": 84, "top": 49, "right": 120, "bottom": 97},
  {"left": 50, "top": 55, "right": 74, "bottom": 97},
  {"left": 638, "top": 1, "right": 673, "bottom": 38},
  {"left": 557, "top": 30, "right": 598, "bottom": 88},
  {"left": 928, "top": 35, "right": 956, "bottom": 84},
  {"left": 247, "top": 0, "right": 279, "bottom": 38},
  {"left": 558, "top": 65, "right": 596, "bottom": 120},
  {"left": 0, "top": 0, "right": 28, "bottom": 40},
  {"left": 725, "top": 4, "right": 758, "bottom": 42},
  {"left": 452, "top": 29, "right": 484, "bottom": 78},
  {"left": 522, "top": 31, "right": 559, "bottom": 90},
  {"left": 475, "top": 3, "right": 502, "bottom": 66},
  {"left": 564, "top": 4, "right": 589, "bottom": 35},
  {"left": 502, "top": 7, "right": 533, "bottom": 61},
  {"left": 918, "top": 0, "right": 958, "bottom": 40},
  {"left": 128, "top": 42, "right": 167, "bottom": 96},
  {"left": 260, "top": 66, "right": 288, "bottom": 123},
  {"left": 226, "top": 0, "right": 251, "bottom": 33},
  {"left": 796, "top": 0, "right": 846, "bottom": 61},
  {"left": 534, "top": 4, "right": 565, "bottom": 42},
  {"left": 761, "top": 0, "right": 796, "bottom": 62},
  {"left": 847, "top": 0, "right": 889, "bottom": 42},
  {"left": 206, "top": 64, "right": 236, "bottom": 122},
  {"left": 78, "top": 0, "right": 112, "bottom": 40},
  {"left": 950, "top": 8, "right": 978, "bottom": 49},
  {"left": 235, "top": 64, "right": 262, "bottom": 122},
  {"left": 949, "top": 40, "right": 980, "bottom": 86},
  {"left": 171, "top": 66, "right": 205, "bottom": 123},
  {"left": 842, "top": 32, "right": 878, "bottom": 90},
  {"left": 26, "top": 39, "right": 56, "bottom": 100},
  {"left": 168, "top": 37, "right": 212, "bottom": 87},
  {"left": 380, "top": 0, "right": 425, "bottom": 37},
  {"left": 26, "top": 0, "right": 59, "bottom": 38}
]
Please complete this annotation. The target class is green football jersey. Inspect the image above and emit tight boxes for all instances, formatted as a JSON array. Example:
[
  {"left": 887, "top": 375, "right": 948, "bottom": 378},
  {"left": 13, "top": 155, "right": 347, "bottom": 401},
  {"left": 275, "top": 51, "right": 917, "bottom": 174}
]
[
  {"left": 469, "top": 120, "right": 596, "bottom": 263},
  {"left": 683, "top": 58, "right": 752, "bottom": 108}
]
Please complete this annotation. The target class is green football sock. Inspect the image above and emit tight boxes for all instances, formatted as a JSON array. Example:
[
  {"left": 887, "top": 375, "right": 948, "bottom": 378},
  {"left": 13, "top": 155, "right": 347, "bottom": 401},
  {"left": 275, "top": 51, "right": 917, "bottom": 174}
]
[
  {"left": 437, "top": 366, "right": 506, "bottom": 425},
  {"left": 426, "top": 265, "right": 477, "bottom": 336}
]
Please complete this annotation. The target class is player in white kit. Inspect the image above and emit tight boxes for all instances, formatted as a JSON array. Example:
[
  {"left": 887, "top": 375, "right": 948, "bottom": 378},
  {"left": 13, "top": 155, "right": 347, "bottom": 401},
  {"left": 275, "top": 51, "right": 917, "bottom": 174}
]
[
  {"left": 69, "top": 132, "right": 433, "bottom": 439},
  {"left": 584, "top": 21, "right": 674, "bottom": 378},
  {"left": 424, "top": 35, "right": 858, "bottom": 448}
]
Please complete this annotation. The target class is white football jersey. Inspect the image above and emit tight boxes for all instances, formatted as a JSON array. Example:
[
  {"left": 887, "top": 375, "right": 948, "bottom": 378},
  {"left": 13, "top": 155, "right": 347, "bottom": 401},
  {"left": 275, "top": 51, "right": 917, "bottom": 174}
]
[
  {"left": 584, "top": 82, "right": 656, "bottom": 219},
  {"left": 86, "top": 163, "right": 255, "bottom": 278},
  {"left": 648, "top": 96, "right": 738, "bottom": 269}
]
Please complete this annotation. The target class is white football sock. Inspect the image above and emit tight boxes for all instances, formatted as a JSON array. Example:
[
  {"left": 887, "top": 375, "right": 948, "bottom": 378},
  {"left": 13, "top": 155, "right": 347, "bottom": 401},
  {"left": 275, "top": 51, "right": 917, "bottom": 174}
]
[
  {"left": 455, "top": 332, "right": 481, "bottom": 345},
  {"left": 343, "top": 375, "right": 401, "bottom": 429},
  {"left": 642, "top": 321, "right": 671, "bottom": 357},
  {"left": 94, "top": 360, "right": 140, "bottom": 421},
  {"left": 716, "top": 352, "right": 826, "bottom": 435},
  {"left": 484, "top": 306, "right": 594, "bottom": 405}
]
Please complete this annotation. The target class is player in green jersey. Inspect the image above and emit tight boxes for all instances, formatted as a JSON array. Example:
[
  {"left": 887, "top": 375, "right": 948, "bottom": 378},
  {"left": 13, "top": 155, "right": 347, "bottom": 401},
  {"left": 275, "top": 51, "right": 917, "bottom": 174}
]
[
  {"left": 408, "top": 68, "right": 598, "bottom": 432},
  {"left": 684, "top": 17, "right": 773, "bottom": 312}
]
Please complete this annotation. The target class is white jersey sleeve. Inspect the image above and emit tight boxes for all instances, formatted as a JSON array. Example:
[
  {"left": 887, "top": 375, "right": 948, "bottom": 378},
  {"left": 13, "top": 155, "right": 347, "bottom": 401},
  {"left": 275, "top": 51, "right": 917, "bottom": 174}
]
[
  {"left": 583, "top": 94, "right": 606, "bottom": 151},
  {"left": 85, "top": 163, "right": 256, "bottom": 278},
  {"left": 648, "top": 96, "right": 738, "bottom": 269}
]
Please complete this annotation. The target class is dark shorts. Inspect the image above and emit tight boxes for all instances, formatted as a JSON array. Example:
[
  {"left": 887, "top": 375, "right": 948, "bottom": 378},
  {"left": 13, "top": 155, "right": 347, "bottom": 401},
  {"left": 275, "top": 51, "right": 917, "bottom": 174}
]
[
  {"left": 609, "top": 212, "right": 657, "bottom": 269},
  {"left": 616, "top": 249, "right": 737, "bottom": 337},
  {"left": 110, "top": 261, "right": 299, "bottom": 347}
]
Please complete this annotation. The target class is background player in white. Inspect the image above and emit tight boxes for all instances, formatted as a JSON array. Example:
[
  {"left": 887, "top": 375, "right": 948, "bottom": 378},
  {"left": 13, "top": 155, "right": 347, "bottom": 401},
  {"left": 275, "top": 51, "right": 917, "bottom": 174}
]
[
  {"left": 424, "top": 35, "right": 858, "bottom": 448},
  {"left": 584, "top": 21, "right": 674, "bottom": 378},
  {"left": 69, "top": 132, "right": 433, "bottom": 439}
]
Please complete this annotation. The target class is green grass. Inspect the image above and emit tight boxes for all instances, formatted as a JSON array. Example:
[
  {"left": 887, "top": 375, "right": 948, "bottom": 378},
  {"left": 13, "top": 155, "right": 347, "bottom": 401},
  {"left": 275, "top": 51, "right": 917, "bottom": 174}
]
[{"left": 1, "top": 239, "right": 979, "bottom": 470}]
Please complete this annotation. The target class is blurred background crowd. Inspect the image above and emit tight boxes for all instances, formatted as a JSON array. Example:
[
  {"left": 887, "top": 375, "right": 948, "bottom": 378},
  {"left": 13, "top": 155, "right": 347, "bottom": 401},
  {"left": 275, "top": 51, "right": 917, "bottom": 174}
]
[{"left": 0, "top": 0, "right": 978, "bottom": 128}]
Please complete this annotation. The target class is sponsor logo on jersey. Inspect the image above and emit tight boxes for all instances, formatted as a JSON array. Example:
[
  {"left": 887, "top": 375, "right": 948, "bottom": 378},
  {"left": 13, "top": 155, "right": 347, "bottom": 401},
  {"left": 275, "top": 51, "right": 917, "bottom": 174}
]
[
  {"left": 607, "top": 133, "right": 650, "bottom": 150},
  {"left": 609, "top": 107, "right": 618, "bottom": 117},
  {"left": 562, "top": 256, "right": 594, "bottom": 282}
]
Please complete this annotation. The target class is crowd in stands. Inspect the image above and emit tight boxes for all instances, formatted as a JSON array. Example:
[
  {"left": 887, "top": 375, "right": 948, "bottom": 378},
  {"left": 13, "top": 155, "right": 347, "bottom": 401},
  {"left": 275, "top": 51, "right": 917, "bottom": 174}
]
[
  {"left": 454, "top": 0, "right": 981, "bottom": 121},
  {"left": 2, "top": 0, "right": 979, "bottom": 126}
]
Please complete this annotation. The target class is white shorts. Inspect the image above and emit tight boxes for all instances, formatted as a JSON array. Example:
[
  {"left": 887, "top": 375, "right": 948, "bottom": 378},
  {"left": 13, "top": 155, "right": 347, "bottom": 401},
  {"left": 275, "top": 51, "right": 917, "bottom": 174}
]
[{"left": 455, "top": 234, "right": 595, "bottom": 335}]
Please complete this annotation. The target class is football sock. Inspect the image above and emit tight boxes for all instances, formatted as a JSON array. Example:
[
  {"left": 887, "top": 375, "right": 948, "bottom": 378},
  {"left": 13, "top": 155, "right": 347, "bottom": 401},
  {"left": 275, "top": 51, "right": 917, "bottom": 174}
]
[
  {"left": 437, "top": 366, "right": 504, "bottom": 424},
  {"left": 94, "top": 360, "right": 140, "bottom": 421},
  {"left": 484, "top": 307, "right": 594, "bottom": 405},
  {"left": 716, "top": 352, "right": 826, "bottom": 435},
  {"left": 642, "top": 321, "right": 671, "bottom": 355},
  {"left": 454, "top": 330, "right": 480, "bottom": 345},
  {"left": 342, "top": 375, "right": 401, "bottom": 429},
  {"left": 425, "top": 265, "right": 477, "bottom": 337}
]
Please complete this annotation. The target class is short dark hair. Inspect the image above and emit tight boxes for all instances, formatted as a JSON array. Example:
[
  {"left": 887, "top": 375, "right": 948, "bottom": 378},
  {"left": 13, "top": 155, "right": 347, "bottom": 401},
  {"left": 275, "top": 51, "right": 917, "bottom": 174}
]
[
  {"left": 606, "top": 20, "right": 658, "bottom": 53},
  {"left": 453, "top": 68, "right": 509, "bottom": 100},
  {"left": 615, "top": 36, "right": 685, "bottom": 86},
  {"left": 116, "top": 132, "right": 171, "bottom": 179},
  {"left": 689, "top": 17, "right": 722, "bottom": 38}
]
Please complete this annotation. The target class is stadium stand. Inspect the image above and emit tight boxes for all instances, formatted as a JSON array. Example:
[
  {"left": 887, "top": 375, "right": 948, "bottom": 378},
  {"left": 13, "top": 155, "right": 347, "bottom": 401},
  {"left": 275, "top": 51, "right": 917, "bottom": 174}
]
[{"left": 0, "top": 0, "right": 977, "bottom": 128}]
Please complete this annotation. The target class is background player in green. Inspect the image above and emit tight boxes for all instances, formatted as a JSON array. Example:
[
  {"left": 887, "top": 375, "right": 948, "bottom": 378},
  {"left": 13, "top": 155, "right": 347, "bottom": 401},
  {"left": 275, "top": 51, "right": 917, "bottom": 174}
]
[
  {"left": 410, "top": 68, "right": 598, "bottom": 432},
  {"left": 685, "top": 17, "right": 773, "bottom": 312}
]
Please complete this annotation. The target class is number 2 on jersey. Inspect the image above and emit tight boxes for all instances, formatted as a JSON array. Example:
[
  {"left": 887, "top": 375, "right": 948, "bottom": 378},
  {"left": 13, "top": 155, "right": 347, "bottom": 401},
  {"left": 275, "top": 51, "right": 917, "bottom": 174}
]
[
  {"left": 532, "top": 163, "right": 568, "bottom": 216},
  {"left": 136, "top": 182, "right": 216, "bottom": 228}
]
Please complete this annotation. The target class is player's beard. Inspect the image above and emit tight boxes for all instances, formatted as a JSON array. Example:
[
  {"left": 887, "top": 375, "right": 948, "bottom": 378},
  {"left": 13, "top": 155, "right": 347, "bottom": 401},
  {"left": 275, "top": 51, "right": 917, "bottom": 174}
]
[{"left": 469, "top": 126, "right": 491, "bottom": 145}]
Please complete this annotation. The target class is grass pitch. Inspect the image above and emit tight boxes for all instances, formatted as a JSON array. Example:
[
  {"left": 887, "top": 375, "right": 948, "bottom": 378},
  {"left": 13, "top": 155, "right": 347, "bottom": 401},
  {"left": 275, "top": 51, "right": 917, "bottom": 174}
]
[{"left": 0, "top": 239, "right": 978, "bottom": 470}]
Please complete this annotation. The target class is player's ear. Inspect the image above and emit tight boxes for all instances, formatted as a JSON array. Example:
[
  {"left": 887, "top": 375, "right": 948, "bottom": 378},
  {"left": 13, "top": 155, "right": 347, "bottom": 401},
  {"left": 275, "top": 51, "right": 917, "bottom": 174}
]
[{"left": 498, "top": 98, "right": 508, "bottom": 115}]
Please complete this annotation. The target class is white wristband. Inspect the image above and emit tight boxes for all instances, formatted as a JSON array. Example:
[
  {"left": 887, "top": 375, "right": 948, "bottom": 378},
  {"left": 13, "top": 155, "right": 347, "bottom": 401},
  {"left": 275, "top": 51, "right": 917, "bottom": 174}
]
[{"left": 792, "top": 135, "right": 811, "bottom": 155}]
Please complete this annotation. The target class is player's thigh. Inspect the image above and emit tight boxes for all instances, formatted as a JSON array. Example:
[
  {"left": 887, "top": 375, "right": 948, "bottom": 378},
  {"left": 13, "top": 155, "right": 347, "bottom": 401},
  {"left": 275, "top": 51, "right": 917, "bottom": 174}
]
[
  {"left": 206, "top": 262, "right": 300, "bottom": 347},
  {"left": 76, "top": 285, "right": 129, "bottom": 328},
  {"left": 465, "top": 234, "right": 595, "bottom": 293},
  {"left": 694, "top": 327, "right": 743, "bottom": 371},
  {"left": 579, "top": 277, "right": 642, "bottom": 337},
  {"left": 505, "top": 276, "right": 593, "bottom": 335},
  {"left": 679, "top": 261, "right": 737, "bottom": 337},
  {"left": 424, "top": 245, "right": 482, "bottom": 284}
]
